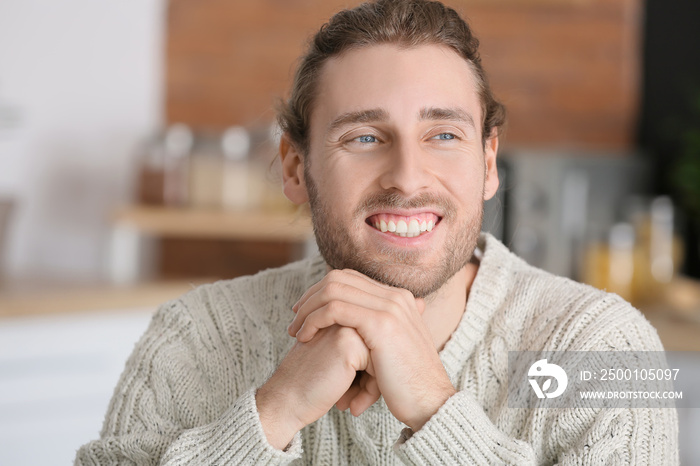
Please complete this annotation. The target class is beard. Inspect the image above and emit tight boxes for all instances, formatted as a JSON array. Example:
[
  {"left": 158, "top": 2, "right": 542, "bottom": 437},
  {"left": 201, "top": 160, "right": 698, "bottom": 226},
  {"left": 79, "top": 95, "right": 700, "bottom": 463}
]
[{"left": 304, "top": 166, "right": 483, "bottom": 299}]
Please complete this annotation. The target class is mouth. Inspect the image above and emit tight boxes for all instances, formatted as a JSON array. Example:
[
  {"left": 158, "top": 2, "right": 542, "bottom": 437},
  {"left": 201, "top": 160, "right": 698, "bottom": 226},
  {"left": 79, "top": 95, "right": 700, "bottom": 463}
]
[{"left": 365, "top": 212, "right": 442, "bottom": 238}]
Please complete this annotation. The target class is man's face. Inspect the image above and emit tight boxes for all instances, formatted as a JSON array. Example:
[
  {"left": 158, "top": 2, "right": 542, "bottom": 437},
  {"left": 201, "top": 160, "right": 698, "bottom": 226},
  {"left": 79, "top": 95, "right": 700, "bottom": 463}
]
[{"left": 284, "top": 44, "right": 499, "bottom": 298}]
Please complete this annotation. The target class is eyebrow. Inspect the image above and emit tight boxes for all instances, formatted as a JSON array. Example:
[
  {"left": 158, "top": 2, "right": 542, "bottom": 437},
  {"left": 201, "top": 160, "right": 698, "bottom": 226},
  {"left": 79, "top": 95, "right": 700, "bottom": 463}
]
[
  {"left": 327, "top": 106, "right": 477, "bottom": 133},
  {"left": 328, "top": 108, "right": 390, "bottom": 133},
  {"left": 419, "top": 107, "right": 476, "bottom": 131}
]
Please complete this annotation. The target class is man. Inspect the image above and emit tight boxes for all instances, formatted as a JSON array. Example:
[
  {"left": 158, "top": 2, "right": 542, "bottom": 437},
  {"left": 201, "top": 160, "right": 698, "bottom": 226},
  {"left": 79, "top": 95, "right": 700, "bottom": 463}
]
[{"left": 76, "top": 0, "right": 678, "bottom": 464}]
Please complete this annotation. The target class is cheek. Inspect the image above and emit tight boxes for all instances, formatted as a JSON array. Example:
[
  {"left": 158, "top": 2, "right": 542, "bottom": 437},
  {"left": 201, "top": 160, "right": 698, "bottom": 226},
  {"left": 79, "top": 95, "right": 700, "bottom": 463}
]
[
  {"left": 311, "top": 164, "right": 362, "bottom": 215},
  {"left": 438, "top": 156, "right": 486, "bottom": 198},
  {"left": 312, "top": 150, "right": 375, "bottom": 195}
]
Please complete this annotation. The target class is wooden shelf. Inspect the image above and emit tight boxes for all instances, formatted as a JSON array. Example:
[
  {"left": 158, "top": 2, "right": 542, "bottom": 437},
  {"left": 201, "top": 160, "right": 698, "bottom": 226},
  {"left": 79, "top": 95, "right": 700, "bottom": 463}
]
[
  {"left": 0, "top": 279, "right": 210, "bottom": 319},
  {"left": 113, "top": 205, "right": 313, "bottom": 242}
]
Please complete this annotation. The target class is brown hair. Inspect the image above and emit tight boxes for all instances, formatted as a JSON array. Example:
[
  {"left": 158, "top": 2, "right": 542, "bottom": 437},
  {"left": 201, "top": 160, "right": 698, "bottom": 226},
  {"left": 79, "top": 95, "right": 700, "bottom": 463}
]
[{"left": 277, "top": 0, "right": 505, "bottom": 155}]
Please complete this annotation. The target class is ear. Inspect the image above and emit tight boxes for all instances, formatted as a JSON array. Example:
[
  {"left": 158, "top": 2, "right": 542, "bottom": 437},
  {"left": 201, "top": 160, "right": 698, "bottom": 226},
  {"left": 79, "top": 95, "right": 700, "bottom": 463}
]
[
  {"left": 279, "top": 134, "right": 309, "bottom": 205},
  {"left": 483, "top": 128, "right": 500, "bottom": 201}
]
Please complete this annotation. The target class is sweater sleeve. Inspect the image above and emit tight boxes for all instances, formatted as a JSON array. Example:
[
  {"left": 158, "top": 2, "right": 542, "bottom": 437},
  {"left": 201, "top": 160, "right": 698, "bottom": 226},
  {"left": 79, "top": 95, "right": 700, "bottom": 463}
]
[
  {"left": 158, "top": 388, "right": 302, "bottom": 465},
  {"left": 394, "top": 308, "right": 679, "bottom": 465},
  {"left": 74, "top": 294, "right": 302, "bottom": 465},
  {"left": 393, "top": 391, "right": 678, "bottom": 465},
  {"left": 393, "top": 389, "right": 537, "bottom": 464}
]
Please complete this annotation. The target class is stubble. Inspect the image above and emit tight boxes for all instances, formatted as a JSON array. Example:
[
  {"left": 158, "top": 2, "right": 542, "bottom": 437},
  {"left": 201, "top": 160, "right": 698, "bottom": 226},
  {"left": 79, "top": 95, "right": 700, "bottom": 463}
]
[{"left": 304, "top": 165, "right": 483, "bottom": 299}]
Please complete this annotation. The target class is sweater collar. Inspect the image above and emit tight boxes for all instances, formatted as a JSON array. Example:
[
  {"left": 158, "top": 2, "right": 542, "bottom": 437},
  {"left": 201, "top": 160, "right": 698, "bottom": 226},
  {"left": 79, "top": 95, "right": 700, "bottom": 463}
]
[{"left": 438, "top": 233, "right": 514, "bottom": 381}]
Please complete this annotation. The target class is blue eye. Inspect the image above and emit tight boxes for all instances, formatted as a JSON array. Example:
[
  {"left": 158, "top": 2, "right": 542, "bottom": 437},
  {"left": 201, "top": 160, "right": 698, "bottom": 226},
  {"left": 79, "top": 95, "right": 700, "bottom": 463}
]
[
  {"left": 433, "top": 133, "right": 456, "bottom": 140},
  {"left": 355, "top": 135, "right": 377, "bottom": 143}
]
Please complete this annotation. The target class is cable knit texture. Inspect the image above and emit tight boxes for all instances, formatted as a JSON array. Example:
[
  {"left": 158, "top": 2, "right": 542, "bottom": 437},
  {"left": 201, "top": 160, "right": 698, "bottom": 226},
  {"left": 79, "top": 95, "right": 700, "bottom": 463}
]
[{"left": 75, "top": 234, "right": 678, "bottom": 465}]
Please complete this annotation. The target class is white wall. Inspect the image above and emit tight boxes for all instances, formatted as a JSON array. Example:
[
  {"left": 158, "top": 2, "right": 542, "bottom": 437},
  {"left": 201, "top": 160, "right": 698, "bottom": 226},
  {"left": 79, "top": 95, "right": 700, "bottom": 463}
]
[{"left": 0, "top": 0, "right": 165, "bottom": 280}]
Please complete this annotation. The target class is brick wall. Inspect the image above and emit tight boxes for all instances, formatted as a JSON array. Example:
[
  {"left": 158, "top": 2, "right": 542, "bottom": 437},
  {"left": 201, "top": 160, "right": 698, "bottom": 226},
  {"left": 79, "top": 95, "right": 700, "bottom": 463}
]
[{"left": 166, "top": 0, "right": 641, "bottom": 150}]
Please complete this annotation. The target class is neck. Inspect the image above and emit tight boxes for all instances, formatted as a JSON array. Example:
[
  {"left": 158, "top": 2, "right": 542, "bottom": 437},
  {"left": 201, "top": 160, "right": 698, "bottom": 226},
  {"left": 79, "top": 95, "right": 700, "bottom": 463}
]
[{"left": 422, "top": 261, "right": 479, "bottom": 352}]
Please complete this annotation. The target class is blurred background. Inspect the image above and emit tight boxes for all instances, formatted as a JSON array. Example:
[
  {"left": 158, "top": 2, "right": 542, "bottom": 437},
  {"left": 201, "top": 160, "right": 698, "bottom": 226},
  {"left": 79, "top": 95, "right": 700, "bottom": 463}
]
[{"left": 1, "top": 0, "right": 699, "bottom": 464}]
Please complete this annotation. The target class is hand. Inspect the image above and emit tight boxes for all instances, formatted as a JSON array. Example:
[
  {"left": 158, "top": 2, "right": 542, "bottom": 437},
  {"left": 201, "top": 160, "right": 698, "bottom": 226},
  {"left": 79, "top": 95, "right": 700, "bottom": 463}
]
[
  {"left": 256, "top": 325, "right": 371, "bottom": 450},
  {"left": 288, "top": 269, "right": 456, "bottom": 431}
]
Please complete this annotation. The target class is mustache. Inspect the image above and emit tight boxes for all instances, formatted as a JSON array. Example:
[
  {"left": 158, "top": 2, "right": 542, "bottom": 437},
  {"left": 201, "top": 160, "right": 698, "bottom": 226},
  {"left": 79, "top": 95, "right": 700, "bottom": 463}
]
[{"left": 355, "top": 192, "right": 458, "bottom": 219}]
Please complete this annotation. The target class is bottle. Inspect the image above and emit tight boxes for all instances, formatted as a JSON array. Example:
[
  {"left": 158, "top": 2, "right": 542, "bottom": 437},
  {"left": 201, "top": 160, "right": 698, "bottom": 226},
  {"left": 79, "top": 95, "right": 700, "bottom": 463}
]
[
  {"left": 188, "top": 132, "right": 224, "bottom": 209},
  {"left": 221, "top": 126, "right": 252, "bottom": 210},
  {"left": 136, "top": 135, "right": 167, "bottom": 205},
  {"left": 163, "top": 124, "right": 193, "bottom": 207},
  {"left": 608, "top": 222, "right": 636, "bottom": 303}
]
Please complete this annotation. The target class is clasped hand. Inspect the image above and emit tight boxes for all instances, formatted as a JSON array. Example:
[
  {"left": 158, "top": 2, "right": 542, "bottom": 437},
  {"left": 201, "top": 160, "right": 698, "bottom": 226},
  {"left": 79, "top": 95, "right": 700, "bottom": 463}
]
[{"left": 287, "top": 269, "right": 456, "bottom": 431}]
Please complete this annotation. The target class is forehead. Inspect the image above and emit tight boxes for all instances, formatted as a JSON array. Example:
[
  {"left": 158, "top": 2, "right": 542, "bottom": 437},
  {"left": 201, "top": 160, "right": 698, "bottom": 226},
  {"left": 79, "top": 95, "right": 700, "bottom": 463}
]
[{"left": 312, "top": 43, "right": 482, "bottom": 131}]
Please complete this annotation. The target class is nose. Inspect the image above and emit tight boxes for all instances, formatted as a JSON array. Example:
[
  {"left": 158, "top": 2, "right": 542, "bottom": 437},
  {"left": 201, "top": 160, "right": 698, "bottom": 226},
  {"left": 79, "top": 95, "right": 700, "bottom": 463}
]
[{"left": 378, "top": 139, "right": 432, "bottom": 195}]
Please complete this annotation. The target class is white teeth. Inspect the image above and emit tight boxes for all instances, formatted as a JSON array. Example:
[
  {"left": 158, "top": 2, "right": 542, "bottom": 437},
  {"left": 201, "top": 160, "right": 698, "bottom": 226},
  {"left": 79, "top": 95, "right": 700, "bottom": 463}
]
[
  {"left": 371, "top": 216, "right": 437, "bottom": 238},
  {"left": 396, "top": 220, "right": 408, "bottom": 234}
]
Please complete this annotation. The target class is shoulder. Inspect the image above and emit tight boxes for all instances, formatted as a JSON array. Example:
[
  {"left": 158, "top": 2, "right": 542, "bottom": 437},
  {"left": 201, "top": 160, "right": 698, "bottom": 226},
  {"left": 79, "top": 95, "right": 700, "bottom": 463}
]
[
  {"left": 150, "top": 254, "right": 328, "bottom": 353},
  {"left": 480, "top": 234, "right": 663, "bottom": 352}
]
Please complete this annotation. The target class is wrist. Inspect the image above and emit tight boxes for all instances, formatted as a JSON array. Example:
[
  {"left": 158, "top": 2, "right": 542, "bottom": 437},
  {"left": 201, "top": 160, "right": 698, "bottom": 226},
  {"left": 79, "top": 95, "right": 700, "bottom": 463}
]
[
  {"left": 407, "top": 386, "right": 456, "bottom": 432},
  {"left": 255, "top": 383, "right": 305, "bottom": 451}
]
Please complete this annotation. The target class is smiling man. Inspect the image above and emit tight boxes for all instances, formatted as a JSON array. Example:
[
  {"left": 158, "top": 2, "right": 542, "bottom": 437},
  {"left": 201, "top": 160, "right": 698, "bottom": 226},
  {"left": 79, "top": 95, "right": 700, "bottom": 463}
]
[{"left": 76, "top": 1, "right": 678, "bottom": 465}]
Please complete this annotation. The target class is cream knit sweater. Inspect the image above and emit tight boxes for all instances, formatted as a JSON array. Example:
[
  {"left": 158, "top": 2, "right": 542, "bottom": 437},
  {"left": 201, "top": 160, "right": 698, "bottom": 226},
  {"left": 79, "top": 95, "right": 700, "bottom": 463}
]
[{"left": 75, "top": 234, "right": 678, "bottom": 465}]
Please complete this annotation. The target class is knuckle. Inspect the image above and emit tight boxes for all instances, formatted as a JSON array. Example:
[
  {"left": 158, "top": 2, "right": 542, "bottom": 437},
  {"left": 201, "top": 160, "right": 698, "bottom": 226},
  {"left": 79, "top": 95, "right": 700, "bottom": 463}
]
[
  {"left": 386, "top": 300, "right": 403, "bottom": 315},
  {"left": 324, "top": 281, "right": 344, "bottom": 296},
  {"left": 325, "top": 300, "right": 343, "bottom": 315},
  {"left": 375, "top": 313, "right": 394, "bottom": 334},
  {"left": 301, "top": 320, "right": 317, "bottom": 334},
  {"left": 399, "top": 288, "right": 415, "bottom": 301},
  {"left": 335, "top": 326, "right": 360, "bottom": 346},
  {"left": 326, "top": 269, "right": 344, "bottom": 281}
]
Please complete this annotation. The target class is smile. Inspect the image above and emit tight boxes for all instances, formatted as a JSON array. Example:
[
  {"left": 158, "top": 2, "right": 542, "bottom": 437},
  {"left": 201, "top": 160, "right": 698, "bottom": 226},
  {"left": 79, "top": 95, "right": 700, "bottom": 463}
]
[{"left": 366, "top": 213, "right": 441, "bottom": 238}]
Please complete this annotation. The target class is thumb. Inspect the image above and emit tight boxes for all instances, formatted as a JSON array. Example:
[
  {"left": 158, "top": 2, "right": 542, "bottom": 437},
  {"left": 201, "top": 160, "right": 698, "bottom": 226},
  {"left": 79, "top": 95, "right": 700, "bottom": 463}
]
[{"left": 349, "top": 373, "right": 381, "bottom": 416}]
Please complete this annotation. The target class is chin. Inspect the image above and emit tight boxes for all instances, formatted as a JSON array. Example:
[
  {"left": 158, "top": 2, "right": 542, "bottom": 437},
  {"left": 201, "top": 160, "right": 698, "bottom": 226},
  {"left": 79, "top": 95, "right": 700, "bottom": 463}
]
[{"left": 353, "top": 257, "right": 461, "bottom": 299}]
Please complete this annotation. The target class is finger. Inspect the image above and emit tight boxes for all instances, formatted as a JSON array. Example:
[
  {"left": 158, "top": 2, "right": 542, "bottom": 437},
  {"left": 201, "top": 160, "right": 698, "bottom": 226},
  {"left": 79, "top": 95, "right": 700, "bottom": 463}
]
[
  {"left": 292, "top": 277, "right": 326, "bottom": 313},
  {"left": 294, "top": 268, "right": 406, "bottom": 314},
  {"left": 288, "top": 280, "right": 328, "bottom": 333},
  {"left": 292, "top": 268, "right": 366, "bottom": 311},
  {"left": 349, "top": 374, "right": 381, "bottom": 416},
  {"left": 349, "top": 390, "right": 378, "bottom": 417},
  {"left": 296, "top": 302, "right": 381, "bottom": 343},
  {"left": 336, "top": 384, "right": 360, "bottom": 411},
  {"left": 341, "top": 268, "right": 417, "bottom": 310},
  {"left": 290, "top": 269, "right": 408, "bottom": 337},
  {"left": 289, "top": 281, "right": 396, "bottom": 337},
  {"left": 336, "top": 371, "right": 363, "bottom": 411}
]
